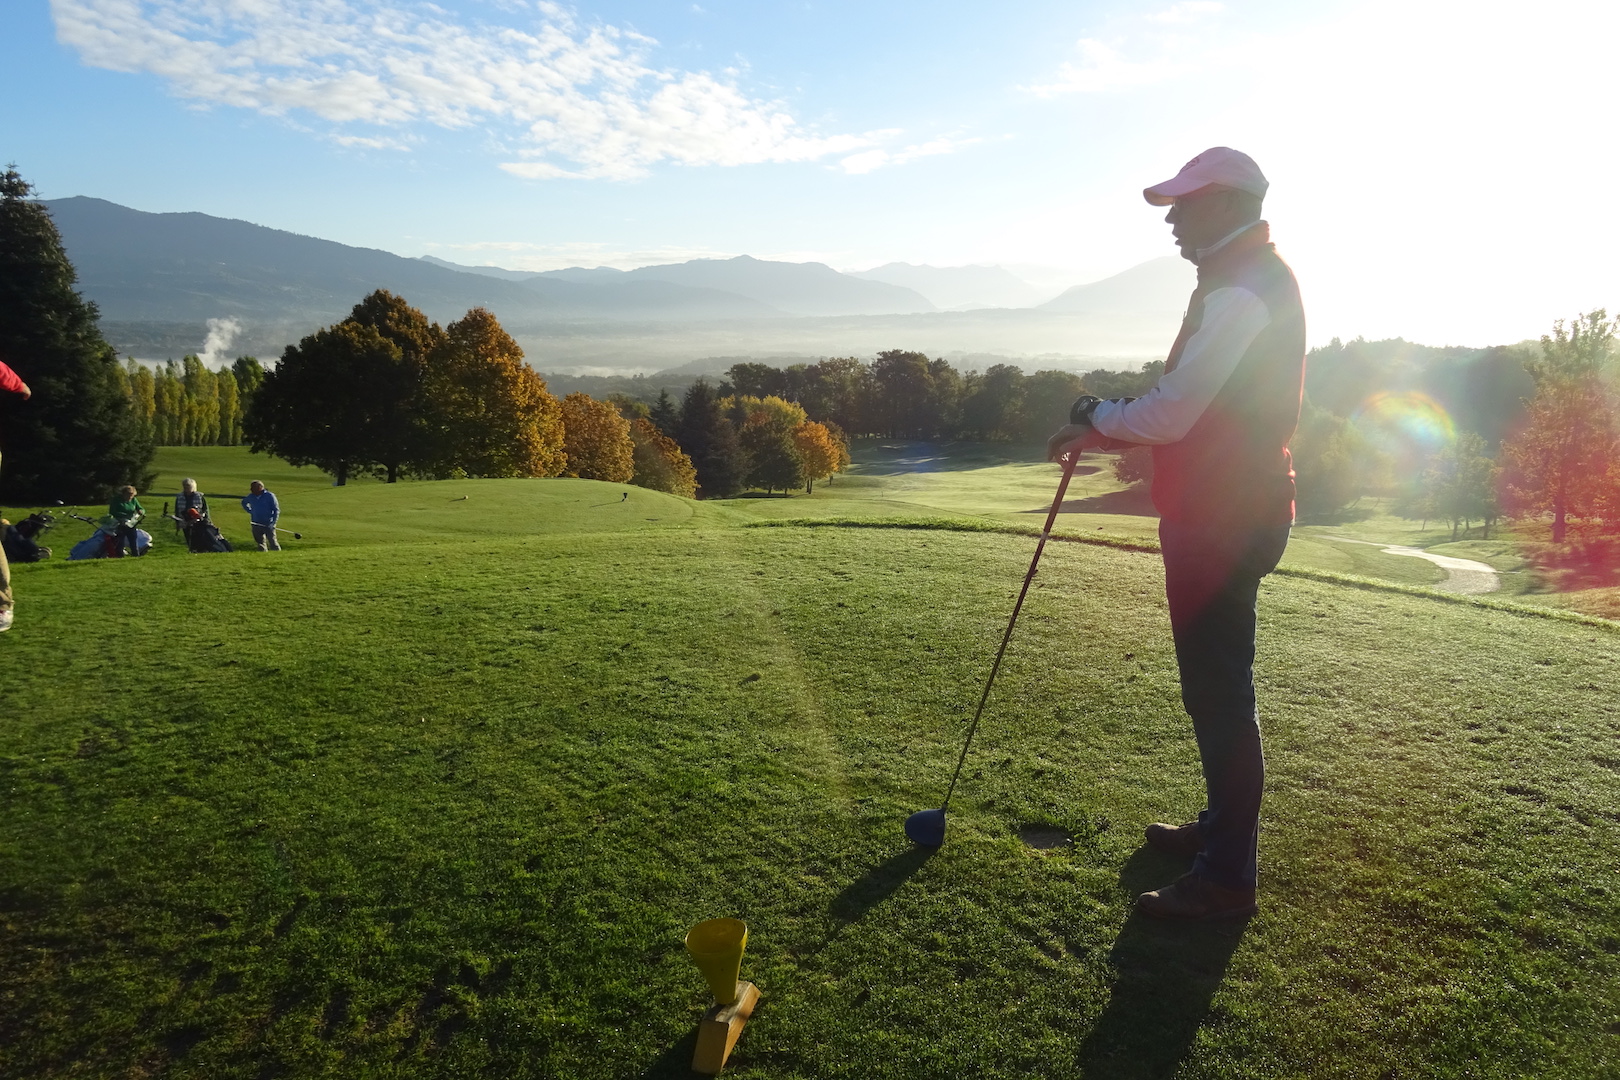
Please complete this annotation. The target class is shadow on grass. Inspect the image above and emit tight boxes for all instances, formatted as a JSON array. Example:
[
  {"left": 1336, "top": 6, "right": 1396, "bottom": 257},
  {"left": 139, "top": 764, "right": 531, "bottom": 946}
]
[
  {"left": 1076, "top": 847, "right": 1250, "bottom": 1079},
  {"left": 1044, "top": 487, "right": 1158, "bottom": 517},
  {"left": 829, "top": 845, "right": 935, "bottom": 923},
  {"left": 640, "top": 1027, "right": 701, "bottom": 1079}
]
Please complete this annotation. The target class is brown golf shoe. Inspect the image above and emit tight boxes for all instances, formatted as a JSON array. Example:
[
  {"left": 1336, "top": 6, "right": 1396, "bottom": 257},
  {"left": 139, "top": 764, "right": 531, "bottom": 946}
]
[
  {"left": 1144, "top": 820, "right": 1203, "bottom": 858},
  {"left": 1137, "top": 873, "right": 1257, "bottom": 921}
]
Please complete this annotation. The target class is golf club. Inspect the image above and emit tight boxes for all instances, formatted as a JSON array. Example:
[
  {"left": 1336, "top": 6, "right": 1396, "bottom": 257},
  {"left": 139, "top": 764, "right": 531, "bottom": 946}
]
[
  {"left": 904, "top": 451, "right": 1082, "bottom": 848},
  {"left": 249, "top": 521, "right": 302, "bottom": 539}
]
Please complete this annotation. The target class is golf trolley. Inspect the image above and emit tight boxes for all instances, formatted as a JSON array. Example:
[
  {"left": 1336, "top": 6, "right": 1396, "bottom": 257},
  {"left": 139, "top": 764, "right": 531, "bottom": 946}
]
[
  {"left": 2, "top": 507, "right": 57, "bottom": 563},
  {"left": 64, "top": 512, "right": 152, "bottom": 560},
  {"left": 165, "top": 500, "right": 233, "bottom": 554}
]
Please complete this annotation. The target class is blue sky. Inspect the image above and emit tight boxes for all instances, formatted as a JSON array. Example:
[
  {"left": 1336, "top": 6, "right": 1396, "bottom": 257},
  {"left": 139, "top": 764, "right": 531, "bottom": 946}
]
[{"left": 5, "top": 0, "right": 1619, "bottom": 346}]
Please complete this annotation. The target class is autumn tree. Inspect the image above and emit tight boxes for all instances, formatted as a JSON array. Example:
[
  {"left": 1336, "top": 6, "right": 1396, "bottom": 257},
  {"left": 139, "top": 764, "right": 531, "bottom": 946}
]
[
  {"left": 676, "top": 380, "right": 750, "bottom": 498},
  {"left": 792, "top": 419, "right": 847, "bottom": 493},
  {"left": 429, "top": 308, "right": 565, "bottom": 477},
  {"left": 217, "top": 370, "right": 241, "bottom": 444},
  {"left": 0, "top": 166, "right": 153, "bottom": 502},
  {"left": 182, "top": 356, "right": 220, "bottom": 445},
  {"left": 560, "top": 392, "right": 634, "bottom": 481},
  {"left": 124, "top": 359, "right": 155, "bottom": 442},
  {"left": 1501, "top": 310, "right": 1617, "bottom": 541},
  {"left": 628, "top": 417, "right": 697, "bottom": 497}
]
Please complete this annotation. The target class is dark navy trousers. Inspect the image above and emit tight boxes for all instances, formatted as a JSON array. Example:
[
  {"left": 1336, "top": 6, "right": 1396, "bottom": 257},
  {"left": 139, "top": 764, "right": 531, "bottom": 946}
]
[{"left": 1158, "top": 520, "right": 1291, "bottom": 891}]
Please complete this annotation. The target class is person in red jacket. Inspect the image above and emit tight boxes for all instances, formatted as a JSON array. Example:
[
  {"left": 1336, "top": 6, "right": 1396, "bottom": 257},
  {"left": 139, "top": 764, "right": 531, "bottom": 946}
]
[
  {"left": 1048, "top": 148, "right": 1305, "bottom": 920},
  {"left": 0, "top": 356, "right": 34, "bottom": 632}
]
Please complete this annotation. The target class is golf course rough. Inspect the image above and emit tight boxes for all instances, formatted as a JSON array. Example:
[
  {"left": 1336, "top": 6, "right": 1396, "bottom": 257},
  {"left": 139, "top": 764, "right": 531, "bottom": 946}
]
[{"left": 0, "top": 452, "right": 1616, "bottom": 1078}]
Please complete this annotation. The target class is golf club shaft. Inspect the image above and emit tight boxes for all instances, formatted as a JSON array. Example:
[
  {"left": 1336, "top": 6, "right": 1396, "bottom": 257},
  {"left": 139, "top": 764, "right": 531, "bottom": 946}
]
[{"left": 939, "top": 453, "right": 1080, "bottom": 813}]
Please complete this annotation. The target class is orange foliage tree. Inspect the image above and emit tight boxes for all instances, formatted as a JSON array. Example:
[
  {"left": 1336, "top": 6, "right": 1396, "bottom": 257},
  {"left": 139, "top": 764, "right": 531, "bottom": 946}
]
[
  {"left": 560, "top": 392, "right": 634, "bottom": 482},
  {"left": 628, "top": 417, "right": 697, "bottom": 497},
  {"left": 792, "top": 419, "right": 848, "bottom": 493},
  {"left": 1501, "top": 311, "right": 1618, "bottom": 541},
  {"left": 431, "top": 308, "right": 565, "bottom": 477}
]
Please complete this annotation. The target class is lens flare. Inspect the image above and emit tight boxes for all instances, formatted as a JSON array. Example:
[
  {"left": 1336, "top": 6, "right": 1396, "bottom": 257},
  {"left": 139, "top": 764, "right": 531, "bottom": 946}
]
[{"left": 1352, "top": 391, "right": 1456, "bottom": 458}]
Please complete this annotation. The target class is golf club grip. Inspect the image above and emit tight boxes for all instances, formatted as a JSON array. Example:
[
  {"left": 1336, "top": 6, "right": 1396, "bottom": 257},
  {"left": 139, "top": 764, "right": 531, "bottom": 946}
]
[{"left": 939, "top": 455, "right": 1079, "bottom": 811}]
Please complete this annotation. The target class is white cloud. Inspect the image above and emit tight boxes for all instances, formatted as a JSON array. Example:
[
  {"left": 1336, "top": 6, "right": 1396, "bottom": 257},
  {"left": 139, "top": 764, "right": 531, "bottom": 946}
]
[
  {"left": 1146, "top": 2, "right": 1224, "bottom": 24},
  {"left": 49, "top": 0, "right": 894, "bottom": 179},
  {"left": 1025, "top": 39, "right": 1184, "bottom": 97},
  {"left": 840, "top": 135, "right": 981, "bottom": 175}
]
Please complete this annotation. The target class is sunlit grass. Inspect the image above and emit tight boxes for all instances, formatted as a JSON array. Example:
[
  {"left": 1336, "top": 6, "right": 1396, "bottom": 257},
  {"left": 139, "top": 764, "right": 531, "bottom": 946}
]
[{"left": 2, "top": 450, "right": 1616, "bottom": 1077}]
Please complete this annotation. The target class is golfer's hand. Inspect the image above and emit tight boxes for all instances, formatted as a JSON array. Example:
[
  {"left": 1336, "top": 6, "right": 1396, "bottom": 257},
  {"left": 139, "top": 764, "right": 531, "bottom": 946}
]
[{"left": 1046, "top": 423, "right": 1096, "bottom": 462}]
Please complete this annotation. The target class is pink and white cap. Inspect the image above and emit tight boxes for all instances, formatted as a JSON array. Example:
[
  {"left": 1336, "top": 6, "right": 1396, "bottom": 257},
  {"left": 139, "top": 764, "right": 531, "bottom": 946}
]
[{"left": 1143, "top": 147, "right": 1268, "bottom": 206}]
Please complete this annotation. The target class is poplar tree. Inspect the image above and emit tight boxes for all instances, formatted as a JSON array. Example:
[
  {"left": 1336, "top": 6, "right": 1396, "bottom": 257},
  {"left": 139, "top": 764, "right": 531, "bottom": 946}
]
[{"left": 0, "top": 166, "right": 153, "bottom": 501}]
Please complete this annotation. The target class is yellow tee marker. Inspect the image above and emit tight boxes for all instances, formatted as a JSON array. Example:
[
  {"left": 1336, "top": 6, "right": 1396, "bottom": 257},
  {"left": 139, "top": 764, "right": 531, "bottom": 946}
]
[{"left": 685, "top": 918, "right": 759, "bottom": 1074}]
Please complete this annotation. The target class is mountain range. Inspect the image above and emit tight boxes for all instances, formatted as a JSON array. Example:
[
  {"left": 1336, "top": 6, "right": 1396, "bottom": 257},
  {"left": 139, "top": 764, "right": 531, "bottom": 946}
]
[{"left": 43, "top": 196, "right": 1195, "bottom": 371}]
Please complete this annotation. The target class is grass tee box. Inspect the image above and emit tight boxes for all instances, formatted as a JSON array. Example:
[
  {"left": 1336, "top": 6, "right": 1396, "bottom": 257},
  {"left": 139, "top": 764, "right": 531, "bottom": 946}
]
[{"left": 1, "top": 448, "right": 1617, "bottom": 1078}]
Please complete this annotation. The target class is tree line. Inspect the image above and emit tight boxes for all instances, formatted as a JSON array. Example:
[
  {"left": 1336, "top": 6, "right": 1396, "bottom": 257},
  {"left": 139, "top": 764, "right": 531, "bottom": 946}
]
[
  {"left": 118, "top": 356, "right": 265, "bottom": 447},
  {"left": 241, "top": 290, "right": 702, "bottom": 495},
  {"left": 3, "top": 158, "right": 1614, "bottom": 553}
]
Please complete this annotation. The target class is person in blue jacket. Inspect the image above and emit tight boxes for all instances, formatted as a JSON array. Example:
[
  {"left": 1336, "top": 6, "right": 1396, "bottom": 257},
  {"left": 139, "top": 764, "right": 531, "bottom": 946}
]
[{"left": 241, "top": 480, "right": 281, "bottom": 551}]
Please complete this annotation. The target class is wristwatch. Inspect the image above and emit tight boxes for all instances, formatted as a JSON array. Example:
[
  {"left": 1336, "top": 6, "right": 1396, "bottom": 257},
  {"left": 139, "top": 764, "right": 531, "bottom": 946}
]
[{"left": 1069, "top": 394, "right": 1103, "bottom": 427}]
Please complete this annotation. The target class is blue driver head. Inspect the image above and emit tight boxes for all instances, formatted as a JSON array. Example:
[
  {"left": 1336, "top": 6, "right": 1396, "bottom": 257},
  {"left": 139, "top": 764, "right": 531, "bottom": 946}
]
[{"left": 905, "top": 808, "right": 946, "bottom": 847}]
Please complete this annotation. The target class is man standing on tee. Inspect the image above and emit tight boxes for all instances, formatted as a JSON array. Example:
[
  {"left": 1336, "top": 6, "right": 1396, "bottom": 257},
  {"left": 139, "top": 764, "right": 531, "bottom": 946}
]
[
  {"left": 1048, "top": 148, "right": 1305, "bottom": 919},
  {"left": 241, "top": 480, "right": 281, "bottom": 551},
  {"left": 0, "top": 355, "right": 33, "bottom": 631}
]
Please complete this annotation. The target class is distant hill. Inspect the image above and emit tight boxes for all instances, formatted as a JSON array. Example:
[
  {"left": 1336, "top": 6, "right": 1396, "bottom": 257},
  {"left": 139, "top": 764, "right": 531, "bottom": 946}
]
[
  {"left": 418, "top": 255, "right": 540, "bottom": 282},
  {"left": 39, "top": 196, "right": 1192, "bottom": 368},
  {"left": 46, "top": 197, "right": 552, "bottom": 327},
  {"left": 616, "top": 256, "right": 934, "bottom": 317},
  {"left": 852, "top": 263, "right": 1045, "bottom": 309},
  {"left": 1039, "top": 256, "right": 1195, "bottom": 316}
]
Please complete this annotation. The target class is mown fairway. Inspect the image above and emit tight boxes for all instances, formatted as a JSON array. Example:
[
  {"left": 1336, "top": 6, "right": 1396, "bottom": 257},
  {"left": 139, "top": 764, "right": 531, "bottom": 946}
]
[{"left": 2, "top": 452, "right": 1617, "bottom": 1078}]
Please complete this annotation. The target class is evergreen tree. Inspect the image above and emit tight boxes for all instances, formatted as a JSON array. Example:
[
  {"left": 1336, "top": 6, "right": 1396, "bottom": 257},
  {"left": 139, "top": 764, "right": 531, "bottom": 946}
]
[
  {"left": 675, "top": 380, "right": 750, "bottom": 498},
  {"left": 648, "top": 388, "right": 679, "bottom": 434},
  {"left": 0, "top": 166, "right": 153, "bottom": 502}
]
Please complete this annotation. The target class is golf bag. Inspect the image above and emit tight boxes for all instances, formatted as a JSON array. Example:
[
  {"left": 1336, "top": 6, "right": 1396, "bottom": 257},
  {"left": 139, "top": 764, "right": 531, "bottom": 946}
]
[
  {"left": 185, "top": 518, "right": 232, "bottom": 554},
  {"left": 2, "top": 511, "right": 54, "bottom": 563}
]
